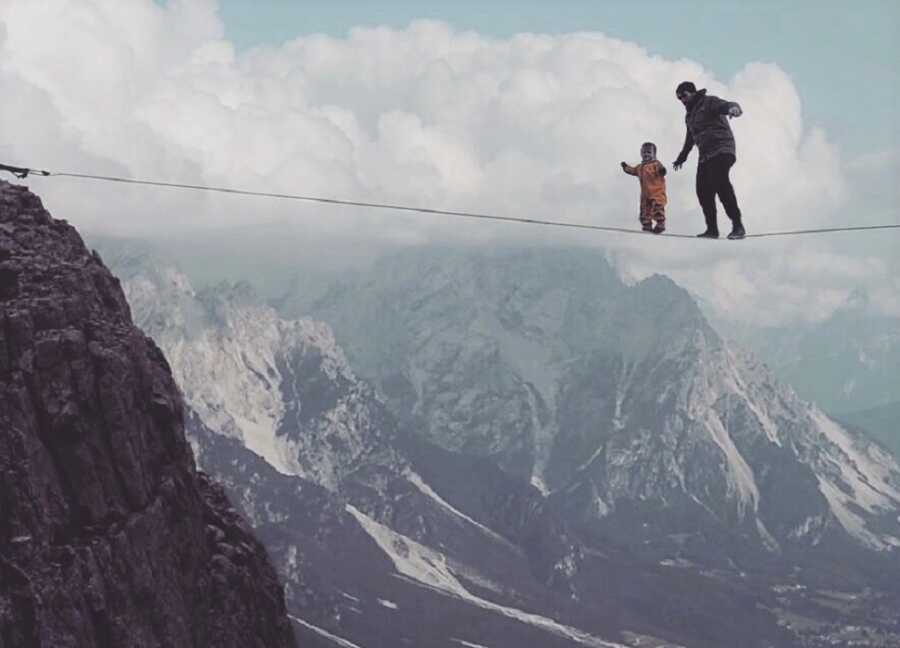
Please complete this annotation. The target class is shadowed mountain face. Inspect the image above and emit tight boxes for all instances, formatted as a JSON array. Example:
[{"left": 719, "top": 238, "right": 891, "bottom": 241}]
[
  {"left": 102, "top": 239, "right": 900, "bottom": 647},
  {"left": 0, "top": 181, "right": 295, "bottom": 648}
]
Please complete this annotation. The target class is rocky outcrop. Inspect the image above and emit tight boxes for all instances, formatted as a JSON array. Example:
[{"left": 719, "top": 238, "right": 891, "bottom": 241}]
[{"left": 0, "top": 180, "right": 295, "bottom": 648}]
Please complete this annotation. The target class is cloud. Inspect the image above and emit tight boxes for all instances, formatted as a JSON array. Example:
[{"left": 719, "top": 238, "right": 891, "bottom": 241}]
[{"left": 0, "top": 0, "right": 895, "bottom": 325}]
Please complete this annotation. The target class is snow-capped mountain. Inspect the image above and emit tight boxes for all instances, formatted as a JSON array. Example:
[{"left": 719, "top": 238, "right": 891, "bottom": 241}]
[
  {"left": 306, "top": 247, "right": 900, "bottom": 558},
  {"left": 102, "top": 245, "right": 659, "bottom": 647}
]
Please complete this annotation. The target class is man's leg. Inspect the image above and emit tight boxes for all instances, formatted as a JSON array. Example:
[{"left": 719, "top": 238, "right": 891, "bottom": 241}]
[
  {"left": 712, "top": 155, "right": 744, "bottom": 238},
  {"left": 696, "top": 162, "right": 719, "bottom": 235}
]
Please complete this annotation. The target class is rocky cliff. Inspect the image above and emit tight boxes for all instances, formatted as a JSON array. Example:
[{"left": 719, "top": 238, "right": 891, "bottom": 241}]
[{"left": 0, "top": 180, "right": 296, "bottom": 648}]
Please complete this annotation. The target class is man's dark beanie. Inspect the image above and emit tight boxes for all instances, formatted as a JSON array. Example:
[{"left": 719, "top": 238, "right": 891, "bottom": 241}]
[{"left": 676, "top": 81, "right": 697, "bottom": 94}]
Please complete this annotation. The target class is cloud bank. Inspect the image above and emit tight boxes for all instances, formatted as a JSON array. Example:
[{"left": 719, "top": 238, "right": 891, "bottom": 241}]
[{"left": 0, "top": 0, "right": 896, "bottom": 324}]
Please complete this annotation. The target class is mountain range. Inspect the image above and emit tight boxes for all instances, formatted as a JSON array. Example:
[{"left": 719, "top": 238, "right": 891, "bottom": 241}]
[{"left": 98, "top": 240, "right": 900, "bottom": 647}]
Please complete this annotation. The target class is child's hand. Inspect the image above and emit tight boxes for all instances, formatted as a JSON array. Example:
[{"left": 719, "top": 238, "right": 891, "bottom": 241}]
[{"left": 620, "top": 161, "right": 628, "bottom": 169}]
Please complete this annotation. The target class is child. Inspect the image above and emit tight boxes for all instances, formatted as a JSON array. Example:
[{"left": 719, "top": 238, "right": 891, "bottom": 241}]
[{"left": 621, "top": 143, "right": 667, "bottom": 234}]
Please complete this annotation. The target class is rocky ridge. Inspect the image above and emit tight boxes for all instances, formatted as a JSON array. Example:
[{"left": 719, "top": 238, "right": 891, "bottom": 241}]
[{"left": 0, "top": 180, "right": 295, "bottom": 647}]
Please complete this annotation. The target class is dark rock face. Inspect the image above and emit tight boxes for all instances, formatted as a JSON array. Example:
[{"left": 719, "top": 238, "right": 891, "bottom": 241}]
[{"left": 0, "top": 181, "right": 295, "bottom": 648}]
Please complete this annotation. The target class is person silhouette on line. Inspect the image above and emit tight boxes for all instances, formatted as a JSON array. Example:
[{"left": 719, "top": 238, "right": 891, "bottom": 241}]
[{"left": 672, "top": 81, "right": 746, "bottom": 240}]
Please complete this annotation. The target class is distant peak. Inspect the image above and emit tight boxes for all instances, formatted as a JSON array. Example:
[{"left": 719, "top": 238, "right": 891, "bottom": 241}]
[{"left": 844, "top": 286, "right": 870, "bottom": 310}]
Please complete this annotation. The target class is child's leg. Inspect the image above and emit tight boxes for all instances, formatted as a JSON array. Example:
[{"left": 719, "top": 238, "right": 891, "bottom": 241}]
[
  {"left": 653, "top": 202, "right": 665, "bottom": 232},
  {"left": 640, "top": 199, "right": 653, "bottom": 230},
  {"left": 651, "top": 202, "right": 666, "bottom": 233}
]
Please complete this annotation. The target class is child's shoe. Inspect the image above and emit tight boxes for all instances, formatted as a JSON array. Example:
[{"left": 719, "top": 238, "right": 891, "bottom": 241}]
[
  {"left": 642, "top": 225, "right": 653, "bottom": 232},
  {"left": 652, "top": 224, "right": 665, "bottom": 234}
]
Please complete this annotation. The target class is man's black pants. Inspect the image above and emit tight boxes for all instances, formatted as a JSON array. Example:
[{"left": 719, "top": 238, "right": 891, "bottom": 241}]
[{"left": 696, "top": 153, "right": 742, "bottom": 234}]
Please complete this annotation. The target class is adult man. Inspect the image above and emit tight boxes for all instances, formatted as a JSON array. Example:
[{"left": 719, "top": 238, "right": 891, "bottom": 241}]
[{"left": 672, "top": 81, "right": 745, "bottom": 239}]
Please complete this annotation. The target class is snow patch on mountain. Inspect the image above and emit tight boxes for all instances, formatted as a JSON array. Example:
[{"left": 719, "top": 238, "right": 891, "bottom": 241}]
[
  {"left": 167, "top": 308, "right": 299, "bottom": 475},
  {"left": 122, "top": 266, "right": 390, "bottom": 489},
  {"left": 347, "top": 505, "right": 626, "bottom": 648},
  {"left": 722, "top": 349, "right": 781, "bottom": 446},
  {"left": 531, "top": 475, "right": 550, "bottom": 496},
  {"left": 288, "top": 615, "right": 363, "bottom": 648},
  {"left": 703, "top": 412, "right": 760, "bottom": 516},
  {"left": 176, "top": 311, "right": 306, "bottom": 473},
  {"left": 809, "top": 409, "right": 900, "bottom": 549},
  {"left": 405, "top": 469, "right": 517, "bottom": 550},
  {"left": 811, "top": 409, "right": 900, "bottom": 506},
  {"left": 451, "top": 640, "right": 491, "bottom": 648},
  {"left": 527, "top": 384, "right": 554, "bottom": 494},
  {"left": 660, "top": 342, "right": 773, "bottom": 519},
  {"left": 817, "top": 479, "right": 890, "bottom": 549},
  {"left": 788, "top": 515, "right": 825, "bottom": 544}
]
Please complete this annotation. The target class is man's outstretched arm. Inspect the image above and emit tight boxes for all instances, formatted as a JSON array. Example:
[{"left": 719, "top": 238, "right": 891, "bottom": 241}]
[
  {"left": 673, "top": 130, "right": 694, "bottom": 170},
  {"left": 709, "top": 95, "right": 743, "bottom": 119},
  {"left": 719, "top": 101, "right": 743, "bottom": 118}
]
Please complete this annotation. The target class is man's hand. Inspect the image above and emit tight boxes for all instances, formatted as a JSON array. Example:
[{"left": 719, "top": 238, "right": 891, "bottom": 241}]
[
  {"left": 727, "top": 105, "right": 743, "bottom": 119},
  {"left": 673, "top": 161, "right": 683, "bottom": 171}
]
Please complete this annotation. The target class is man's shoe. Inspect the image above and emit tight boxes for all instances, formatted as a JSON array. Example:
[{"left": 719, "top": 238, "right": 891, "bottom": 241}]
[
  {"left": 696, "top": 230, "right": 719, "bottom": 239},
  {"left": 652, "top": 224, "right": 666, "bottom": 234},
  {"left": 727, "top": 225, "right": 746, "bottom": 240}
]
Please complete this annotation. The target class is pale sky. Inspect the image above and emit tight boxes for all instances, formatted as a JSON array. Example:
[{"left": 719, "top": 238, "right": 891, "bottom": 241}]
[
  {"left": 218, "top": 0, "right": 900, "bottom": 156},
  {"left": 0, "top": 0, "right": 898, "bottom": 326}
]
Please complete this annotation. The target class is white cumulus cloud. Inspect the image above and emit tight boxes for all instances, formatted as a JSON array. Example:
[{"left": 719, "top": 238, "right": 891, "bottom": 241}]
[{"left": 0, "top": 0, "right": 895, "bottom": 324}]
